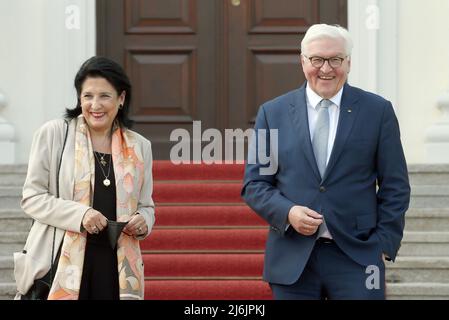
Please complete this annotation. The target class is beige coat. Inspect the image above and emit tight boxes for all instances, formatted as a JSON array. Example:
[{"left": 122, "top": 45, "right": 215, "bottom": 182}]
[{"left": 14, "top": 118, "right": 155, "bottom": 297}]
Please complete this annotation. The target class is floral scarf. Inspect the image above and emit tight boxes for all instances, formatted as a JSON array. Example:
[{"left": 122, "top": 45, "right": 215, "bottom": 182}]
[{"left": 48, "top": 116, "right": 145, "bottom": 300}]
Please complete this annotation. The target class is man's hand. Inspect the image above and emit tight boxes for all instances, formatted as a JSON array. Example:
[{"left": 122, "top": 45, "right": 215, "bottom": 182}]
[{"left": 288, "top": 205, "right": 323, "bottom": 236}]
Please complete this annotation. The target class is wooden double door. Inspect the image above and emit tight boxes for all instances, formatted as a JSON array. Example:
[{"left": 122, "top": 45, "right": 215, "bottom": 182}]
[{"left": 97, "top": 0, "right": 347, "bottom": 159}]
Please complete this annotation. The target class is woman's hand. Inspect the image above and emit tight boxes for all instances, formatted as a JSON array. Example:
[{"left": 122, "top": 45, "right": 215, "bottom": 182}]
[
  {"left": 82, "top": 208, "right": 108, "bottom": 234},
  {"left": 123, "top": 213, "right": 147, "bottom": 237}
]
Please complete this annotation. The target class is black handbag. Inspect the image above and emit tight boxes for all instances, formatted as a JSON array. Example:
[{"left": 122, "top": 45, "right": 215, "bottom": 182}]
[{"left": 21, "top": 120, "right": 69, "bottom": 300}]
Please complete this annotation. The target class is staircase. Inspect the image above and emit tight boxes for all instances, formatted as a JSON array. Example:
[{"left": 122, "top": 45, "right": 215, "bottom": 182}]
[
  {"left": 145, "top": 161, "right": 271, "bottom": 299},
  {"left": 0, "top": 163, "right": 449, "bottom": 299},
  {"left": 0, "top": 165, "right": 28, "bottom": 299},
  {"left": 385, "top": 164, "right": 449, "bottom": 299}
]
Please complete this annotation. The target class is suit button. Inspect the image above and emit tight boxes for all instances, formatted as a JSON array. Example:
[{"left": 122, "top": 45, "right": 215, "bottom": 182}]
[{"left": 319, "top": 186, "right": 326, "bottom": 192}]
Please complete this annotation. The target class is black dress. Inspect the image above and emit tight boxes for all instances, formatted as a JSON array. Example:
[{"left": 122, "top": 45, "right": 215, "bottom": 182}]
[{"left": 79, "top": 152, "right": 120, "bottom": 300}]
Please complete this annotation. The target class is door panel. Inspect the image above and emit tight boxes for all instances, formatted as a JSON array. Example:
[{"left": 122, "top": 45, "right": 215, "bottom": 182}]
[
  {"left": 97, "top": 0, "right": 347, "bottom": 159},
  {"left": 248, "top": 0, "right": 317, "bottom": 34},
  {"left": 125, "top": 0, "right": 197, "bottom": 34},
  {"left": 98, "top": 0, "right": 216, "bottom": 159},
  {"left": 126, "top": 48, "right": 197, "bottom": 122},
  {"left": 226, "top": 0, "right": 347, "bottom": 131}
]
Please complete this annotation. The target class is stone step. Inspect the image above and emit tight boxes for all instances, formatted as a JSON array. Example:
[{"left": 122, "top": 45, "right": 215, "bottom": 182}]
[
  {"left": 3, "top": 255, "right": 449, "bottom": 285},
  {"left": 0, "top": 165, "right": 27, "bottom": 187},
  {"left": 10, "top": 254, "right": 449, "bottom": 283},
  {"left": 0, "top": 218, "right": 31, "bottom": 233},
  {"left": 0, "top": 209, "right": 27, "bottom": 218},
  {"left": 0, "top": 164, "right": 447, "bottom": 180},
  {"left": 398, "top": 232, "right": 449, "bottom": 256},
  {"left": 0, "top": 232, "right": 27, "bottom": 256},
  {"left": 410, "top": 185, "right": 449, "bottom": 208},
  {"left": 0, "top": 212, "right": 448, "bottom": 235},
  {"left": 386, "top": 282, "right": 449, "bottom": 300},
  {"left": 0, "top": 244, "right": 25, "bottom": 257},
  {"left": 0, "top": 256, "right": 14, "bottom": 283},
  {"left": 0, "top": 284, "right": 447, "bottom": 300},
  {"left": 1, "top": 208, "right": 448, "bottom": 233},
  {"left": 1, "top": 185, "right": 448, "bottom": 209},
  {"left": 385, "top": 257, "right": 449, "bottom": 283},
  {"left": 0, "top": 232, "right": 28, "bottom": 243},
  {"left": 0, "top": 186, "right": 22, "bottom": 209},
  {"left": 0, "top": 172, "right": 448, "bottom": 208},
  {"left": 3, "top": 282, "right": 448, "bottom": 300},
  {"left": 405, "top": 208, "right": 449, "bottom": 231},
  {"left": 0, "top": 164, "right": 448, "bottom": 185},
  {"left": 2, "top": 230, "right": 448, "bottom": 256},
  {"left": 408, "top": 164, "right": 449, "bottom": 185},
  {"left": 0, "top": 209, "right": 31, "bottom": 232},
  {"left": 0, "top": 282, "right": 16, "bottom": 300}
]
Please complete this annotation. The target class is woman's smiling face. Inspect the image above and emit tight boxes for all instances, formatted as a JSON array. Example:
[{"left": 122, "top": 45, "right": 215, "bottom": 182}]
[{"left": 80, "top": 77, "right": 125, "bottom": 134}]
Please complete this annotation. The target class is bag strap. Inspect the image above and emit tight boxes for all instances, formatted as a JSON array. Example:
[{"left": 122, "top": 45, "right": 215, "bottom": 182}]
[
  {"left": 49, "top": 119, "right": 69, "bottom": 283},
  {"left": 56, "top": 120, "right": 69, "bottom": 208}
]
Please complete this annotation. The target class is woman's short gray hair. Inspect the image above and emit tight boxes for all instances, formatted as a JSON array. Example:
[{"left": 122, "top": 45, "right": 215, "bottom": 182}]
[{"left": 301, "top": 24, "right": 353, "bottom": 56}]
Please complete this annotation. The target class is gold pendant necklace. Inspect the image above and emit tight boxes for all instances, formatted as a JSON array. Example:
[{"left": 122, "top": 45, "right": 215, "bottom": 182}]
[
  {"left": 103, "top": 178, "right": 111, "bottom": 187},
  {"left": 94, "top": 152, "right": 112, "bottom": 187}
]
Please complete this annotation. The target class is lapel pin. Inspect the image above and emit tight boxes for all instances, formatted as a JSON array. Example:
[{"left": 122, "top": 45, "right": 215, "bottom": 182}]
[{"left": 347, "top": 108, "right": 352, "bottom": 113}]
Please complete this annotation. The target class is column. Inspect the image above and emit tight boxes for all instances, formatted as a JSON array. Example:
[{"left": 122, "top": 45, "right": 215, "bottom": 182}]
[
  {"left": 425, "top": 91, "right": 449, "bottom": 163},
  {"left": 0, "top": 90, "right": 15, "bottom": 164}
]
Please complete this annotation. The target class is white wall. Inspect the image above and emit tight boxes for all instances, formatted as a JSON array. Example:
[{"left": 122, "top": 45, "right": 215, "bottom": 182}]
[
  {"left": 349, "top": 0, "right": 449, "bottom": 164},
  {"left": 397, "top": 0, "right": 449, "bottom": 163},
  {"left": 0, "top": 1, "right": 45, "bottom": 163},
  {"left": 0, "top": 0, "right": 96, "bottom": 163}
]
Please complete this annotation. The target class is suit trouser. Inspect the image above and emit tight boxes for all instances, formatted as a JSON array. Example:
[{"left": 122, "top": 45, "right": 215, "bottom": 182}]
[{"left": 270, "top": 239, "right": 386, "bottom": 300}]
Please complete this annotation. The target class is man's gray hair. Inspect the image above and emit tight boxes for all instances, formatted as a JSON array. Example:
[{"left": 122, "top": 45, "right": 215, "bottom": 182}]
[{"left": 301, "top": 24, "right": 353, "bottom": 56}]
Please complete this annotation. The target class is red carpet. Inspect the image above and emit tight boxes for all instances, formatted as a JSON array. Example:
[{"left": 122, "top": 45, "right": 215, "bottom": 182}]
[
  {"left": 142, "top": 229, "right": 267, "bottom": 251},
  {"left": 144, "top": 161, "right": 271, "bottom": 300},
  {"left": 144, "top": 254, "right": 264, "bottom": 277},
  {"left": 153, "top": 161, "right": 245, "bottom": 181},
  {"left": 153, "top": 183, "right": 243, "bottom": 203},
  {"left": 155, "top": 206, "right": 266, "bottom": 226},
  {"left": 145, "top": 280, "right": 271, "bottom": 300}
]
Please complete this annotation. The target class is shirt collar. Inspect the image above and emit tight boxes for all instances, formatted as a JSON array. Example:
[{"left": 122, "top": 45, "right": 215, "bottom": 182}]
[{"left": 306, "top": 83, "right": 344, "bottom": 110}]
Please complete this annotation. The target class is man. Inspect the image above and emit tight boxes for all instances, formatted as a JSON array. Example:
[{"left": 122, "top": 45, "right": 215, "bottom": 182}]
[{"left": 241, "top": 24, "right": 410, "bottom": 299}]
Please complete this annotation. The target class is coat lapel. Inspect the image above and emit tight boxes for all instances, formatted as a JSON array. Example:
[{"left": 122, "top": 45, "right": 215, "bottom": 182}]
[
  {"left": 288, "top": 85, "right": 321, "bottom": 181},
  {"left": 322, "top": 83, "right": 360, "bottom": 182}
]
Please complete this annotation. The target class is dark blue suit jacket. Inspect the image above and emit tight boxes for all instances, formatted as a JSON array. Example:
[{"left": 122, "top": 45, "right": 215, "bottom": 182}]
[{"left": 241, "top": 83, "right": 411, "bottom": 285}]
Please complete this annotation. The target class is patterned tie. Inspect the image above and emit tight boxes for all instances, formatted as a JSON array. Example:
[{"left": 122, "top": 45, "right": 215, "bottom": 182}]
[
  {"left": 312, "top": 99, "right": 332, "bottom": 178},
  {"left": 313, "top": 99, "right": 332, "bottom": 239}
]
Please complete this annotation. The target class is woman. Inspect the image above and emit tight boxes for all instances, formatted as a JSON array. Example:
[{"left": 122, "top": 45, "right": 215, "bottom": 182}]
[{"left": 14, "top": 56, "right": 155, "bottom": 300}]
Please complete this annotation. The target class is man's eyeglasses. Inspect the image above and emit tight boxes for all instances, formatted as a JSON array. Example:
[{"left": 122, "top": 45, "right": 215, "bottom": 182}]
[{"left": 303, "top": 55, "right": 348, "bottom": 69}]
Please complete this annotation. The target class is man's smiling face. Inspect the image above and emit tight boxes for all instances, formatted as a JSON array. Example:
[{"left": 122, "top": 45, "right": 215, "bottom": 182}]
[{"left": 301, "top": 37, "right": 350, "bottom": 99}]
